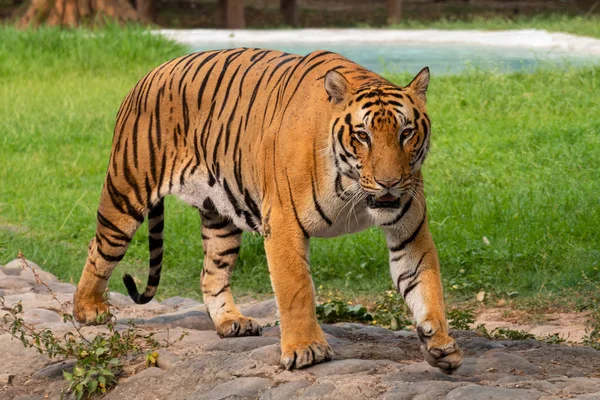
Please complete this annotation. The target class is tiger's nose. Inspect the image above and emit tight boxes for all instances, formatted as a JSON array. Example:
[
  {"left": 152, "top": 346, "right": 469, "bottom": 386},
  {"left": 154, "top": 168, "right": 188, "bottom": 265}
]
[{"left": 375, "top": 178, "right": 402, "bottom": 189}]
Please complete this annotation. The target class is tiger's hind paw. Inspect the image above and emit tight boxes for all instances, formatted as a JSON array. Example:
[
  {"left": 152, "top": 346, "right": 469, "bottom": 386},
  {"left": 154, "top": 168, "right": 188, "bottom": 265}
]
[{"left": 73, "top": 296, "right": 110, "bottom": 325}]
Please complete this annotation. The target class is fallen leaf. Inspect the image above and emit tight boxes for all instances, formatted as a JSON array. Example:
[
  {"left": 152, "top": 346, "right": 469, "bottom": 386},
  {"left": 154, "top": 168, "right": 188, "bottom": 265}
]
[{"left": 476, "top": 291, "right": 485, "bottom": 302}]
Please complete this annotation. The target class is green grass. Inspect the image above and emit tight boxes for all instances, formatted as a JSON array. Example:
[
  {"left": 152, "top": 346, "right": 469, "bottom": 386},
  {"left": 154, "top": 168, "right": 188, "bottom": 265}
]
[
  {"left": 0, "top": 25, "right": 599, "bottom": 304},
  {"left": 388, "top": 14, "right": 600, "bottom": 39}
]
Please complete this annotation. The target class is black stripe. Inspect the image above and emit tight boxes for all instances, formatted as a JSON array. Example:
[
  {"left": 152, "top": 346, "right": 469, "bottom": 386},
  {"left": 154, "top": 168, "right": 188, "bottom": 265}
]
[
  {"left": 218, "top": 246, "right": 240, "bottom": 257},
  {"left": 204, "top": 219, "right": 231, "bottom": 230},
  {"left": 175, "top": 52, "right": 207, "bottom": 92},
  {"left": 179, "top": 158, "right": 194, "bottom": 187},
  {"left": 147, "top": 271, "right": 161, "bottom": 286},
  {"left": 182, "top": 84, "right": 190, "bottom": 135},
  {"left": 96, "top": 231, "right": 122, "bottom": 248},
  {"left": 285, "top": 175, "right": 309, "bottom": 238},
  {"left": 279, "top": 58, "right": 327, "bottom": 121},
  {"left": 395, "top": 252, "right": 428, "bottom": 287},
  {"left": 97, "top": 246, "right": 125, "bottom": 262},
  {"left": 413, "top": 108, "right": 421, "bottom": 121},
  {"left": 311, "top": 178, "right": 332, "bottom": 225},
  {"left": 154, "top": 85, "right": 164, "bottom": 148},
  {"left": 234, "top": 150, "right": 244, "bottom": 193},
  {"left": 144, "top": 175, "right": 154, "bottom": 208},
  {"left": 266, "top": 55, "right": 297, "bottom": 84},
  {"left": 244, "top": 190, "right": 262, "bottom": 223},
  {"left": 223, "top": 179, "right": 243, "bottom": 217},
  {"left": 212, "top": 284, "right": 231, "bottom": 297},
  {"left": 190, "top": 51, "right": 221, "bottom": 83},
  {"left": 121, "top": 140, "right": 144, "bottom": 206},
  {"left": 389, "top": 212, "right": 426, "bottom": 252},
  {"left": 217, "top": 228, "right": 242, "bottom": 238},
  {"left": 149, "top": 236, "right": 163, "bottom": 250},
  {"left": 202, "top": 197, "right": 217, "bottom": 212},
  {"left": 150, "top": 219, "right": 164, "bottom": 234},
  {"left": 217, "top": 64, "right": 242, "bottom": 119},
  {"left": 214, "top": 260, "right": 231, "bottom": 269},
  {"left": 156, "top": 151, "right": 168, "bottom": 198},
  {"left": 197, "top": 61, "right": 218, "bottom": 109},
  {"left": 382, "top": 196, "right": 414, "bottom": 227},
  {"left": 223, "top": 97, "right": 240, "bottom": 156},
  {"left": 403, "top": 280, "right": 420, "bottom": 298},
  {"left": 168, "top": 154, "right": 177, "bottom": 194},
  {"left": 97, "top": 211, "right": 127, "bottom": 237},
  {"left": 149, "top": 254, "right": 163, "bottom": 268},
  {"left": 244, "top": 66, "right": 270, "bottom": 130}
]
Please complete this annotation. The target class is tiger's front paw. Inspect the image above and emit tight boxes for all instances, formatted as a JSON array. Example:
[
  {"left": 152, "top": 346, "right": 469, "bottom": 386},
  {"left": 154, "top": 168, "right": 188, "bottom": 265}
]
[
  {"left": 215, "top": 315, "right": 262, "bottom": 338},
  {"left": 418, "top": 322, "right": 463, "bottom": 373},
  {"left": 280, "top": 339, "right": 333, "bottom": 370}
]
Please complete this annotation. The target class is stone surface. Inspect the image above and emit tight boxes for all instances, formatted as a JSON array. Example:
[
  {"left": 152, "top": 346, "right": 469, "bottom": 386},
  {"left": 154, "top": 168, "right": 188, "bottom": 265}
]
[
  {"left": 300, "top": 382, "right": 337, "bottom": 398},
  {"left": 31, "top": 360, "right": 76, "bottom": 380},
  {"left": 240, "top": 298, "right": 278, "bottom": 319},
  {"left": 446, "top": 385, "right": 543, "bottom": 400},
  {"left": 2, "top": 260, "right": 600, "bottom": 400},
  {"left": 260, "top": 380, "right": 312, "bottom": 399},
  {"left": 306, "top": 359, "right": 391, "bottom": 377},
  {"left": 250, "top": 343, "right": 281, "bottom": 365},
  {"left": 2, "top": 259, "right": 58, "bottom": 283},
  {"left": 0, "top": 374, "right": 15, "bottom": 385},
  {"left": 160, "top": 296, "right": 202, "bottom": 308},
  {"left": 122, "top": 309, "right": 214, "bottom": 330},
  {"left": 20, "top": 308, "right": 63, "bottom": 324},
  {"left": 203, "top": 336, "right": 279, "bottom": 352},
  {"left": 562, "top": 378, "right": 600, "bottom": 395},
  {"left": 156, "top": 350, "right": 181, "bottom": 370},
  {"left": 206, "top": 377, "right": 272, "bottom": 400}
]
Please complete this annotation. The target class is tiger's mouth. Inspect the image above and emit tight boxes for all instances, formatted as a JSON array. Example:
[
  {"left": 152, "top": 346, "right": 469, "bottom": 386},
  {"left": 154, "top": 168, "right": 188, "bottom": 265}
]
[{"left": 366, "top": 194, "right": 400, "bottom": 209}]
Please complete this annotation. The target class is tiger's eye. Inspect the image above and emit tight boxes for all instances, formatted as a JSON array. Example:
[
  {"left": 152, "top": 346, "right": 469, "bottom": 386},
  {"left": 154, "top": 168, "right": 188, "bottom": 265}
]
[
  {"left": 356, "top": 131, "right": 369, "bottom": 141},
  {"left": 401, "top": 128, "right": 415, "bottom": 140}
]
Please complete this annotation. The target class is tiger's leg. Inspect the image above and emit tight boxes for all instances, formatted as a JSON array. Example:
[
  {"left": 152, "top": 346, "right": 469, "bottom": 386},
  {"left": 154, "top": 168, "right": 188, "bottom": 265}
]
[
  {"left": 200, "top": 208, "right": 261, "bottom": 338},
  {"left": 384, "top": 210, "right": 463, "bottom": 372},
  {"left": 263, "top": 208, "right": 333, "bottom": 370},
  {"left": 73, "top": 186, "right": 146, "bottom": 324}
]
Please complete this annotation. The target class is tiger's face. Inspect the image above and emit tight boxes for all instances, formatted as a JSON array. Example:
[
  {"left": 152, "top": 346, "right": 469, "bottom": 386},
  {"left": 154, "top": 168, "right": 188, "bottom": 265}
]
[{"left": 325, "top": 68, "right": 431, "bottom": 212}]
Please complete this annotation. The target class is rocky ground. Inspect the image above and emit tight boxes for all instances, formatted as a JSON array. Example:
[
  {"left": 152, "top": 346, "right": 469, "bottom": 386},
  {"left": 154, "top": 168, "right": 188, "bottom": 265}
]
[{"left": 1, "top": 259, "right": 600, "bottom": 400}]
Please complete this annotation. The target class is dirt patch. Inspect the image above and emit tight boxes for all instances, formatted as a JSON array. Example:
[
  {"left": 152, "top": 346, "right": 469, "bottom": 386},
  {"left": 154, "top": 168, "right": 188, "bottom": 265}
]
[{"left": 475, "top": 307, "right": 590, "bottom": 343}]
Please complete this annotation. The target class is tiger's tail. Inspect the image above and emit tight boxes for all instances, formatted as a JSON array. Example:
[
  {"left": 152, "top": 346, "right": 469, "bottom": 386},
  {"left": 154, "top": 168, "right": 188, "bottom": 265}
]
[{"left": 123, "top": 199, "right": 165, "bottom": 304}]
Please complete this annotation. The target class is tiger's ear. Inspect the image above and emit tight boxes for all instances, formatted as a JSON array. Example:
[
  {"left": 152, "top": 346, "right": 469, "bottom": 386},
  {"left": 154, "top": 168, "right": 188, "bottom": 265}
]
[
  {"left": 324, "top": 70, "right": 350, "bottom": 104},
  {"left": 407, "top": 67, "right": 430, "bottom": 103}
]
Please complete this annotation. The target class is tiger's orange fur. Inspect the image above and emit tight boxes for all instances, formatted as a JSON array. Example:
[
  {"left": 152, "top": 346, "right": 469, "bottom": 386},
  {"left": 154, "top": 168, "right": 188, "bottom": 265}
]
[{"left": 73, "top": 48, "right": 462, "bottom": 371}]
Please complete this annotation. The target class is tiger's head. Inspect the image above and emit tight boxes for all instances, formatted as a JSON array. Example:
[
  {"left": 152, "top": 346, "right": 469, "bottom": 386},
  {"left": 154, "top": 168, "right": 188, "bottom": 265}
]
[{"left": 324, "top": 67, "right": 431, "bottom": 214}]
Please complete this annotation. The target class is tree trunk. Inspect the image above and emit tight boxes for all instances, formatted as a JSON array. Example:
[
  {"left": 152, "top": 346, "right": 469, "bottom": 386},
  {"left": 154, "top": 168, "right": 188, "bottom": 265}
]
[
  {"left": 217, "top": 0, "right": 245, "bottom": 29},
  {"left": 135, "top": 0, "right": 154, "bottom": 23},
  {"left": 387, "top": 0, "right": 403, "bottom": 25},
  {"left": 18, "top": 0, "right": 149, "bottom": 28},
  {"left": 280, "top": 0, "right": 299, "bottom": 27}
]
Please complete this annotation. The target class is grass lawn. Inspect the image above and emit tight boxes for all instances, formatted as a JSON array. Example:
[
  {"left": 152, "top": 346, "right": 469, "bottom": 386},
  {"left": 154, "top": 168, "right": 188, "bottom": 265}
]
[
  {"left": 0, "top": 25, "right": 598, "bottom": 308},
  {"left": 387, "top": 14, "right": 600, "bottom": 39}
]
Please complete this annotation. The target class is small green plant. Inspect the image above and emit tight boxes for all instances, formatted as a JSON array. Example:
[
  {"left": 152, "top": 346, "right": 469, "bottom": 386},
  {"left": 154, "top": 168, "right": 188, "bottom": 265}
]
[
  {"left": 316, "top": 300, "right": 373, "bottom": 324},
  {"left": 0, "top": 252, "right": 187, "bottom": 399},
  {"left": 540, "top": 333, "right": 566, "bottom": 345},
  {"left": 316, "top": 290, "right": 412, "bottom": 331},
  {"left": 370, "top": 290, "right": 412, "bottom": 331},
  {"left": 447, "top": 308, "right": 476, "bottom": 330},
  {"left": 580, "top": 272, "right": 600, "bottom": 350},
  {"left": 475, "top": 324, "right": 535, "bottom": 340}
]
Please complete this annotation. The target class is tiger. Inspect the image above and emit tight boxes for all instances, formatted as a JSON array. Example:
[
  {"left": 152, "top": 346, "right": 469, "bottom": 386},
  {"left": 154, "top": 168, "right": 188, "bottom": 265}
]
[{"left": 73, "top": 48, "right": 463, "bottom": 371}]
